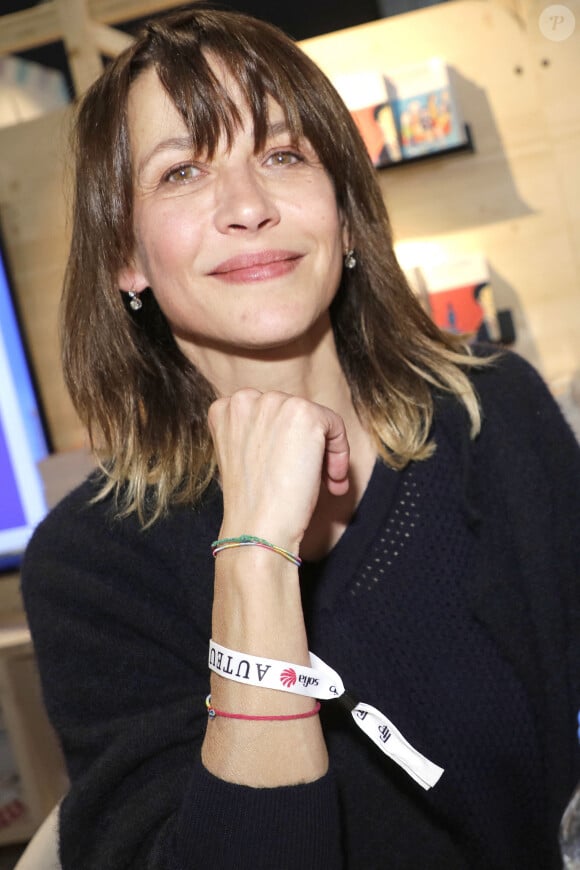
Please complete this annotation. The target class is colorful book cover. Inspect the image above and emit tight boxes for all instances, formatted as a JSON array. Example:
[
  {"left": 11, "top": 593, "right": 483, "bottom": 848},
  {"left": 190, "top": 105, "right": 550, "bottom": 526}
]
[
  {"left": 331, "top": 70, "right": 402, "bottom": 167},
  {"left": 385, "top": 58, "right": 468, "bottom": 160}
]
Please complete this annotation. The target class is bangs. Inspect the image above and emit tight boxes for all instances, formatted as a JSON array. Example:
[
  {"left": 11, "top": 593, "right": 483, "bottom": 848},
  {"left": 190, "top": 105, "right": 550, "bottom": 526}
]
[
  {"left": 142, "top": 39, "right": 306, "bottom": 158},
  {"left": 122, "top": 8, "right": 361, "bottom": 208}
]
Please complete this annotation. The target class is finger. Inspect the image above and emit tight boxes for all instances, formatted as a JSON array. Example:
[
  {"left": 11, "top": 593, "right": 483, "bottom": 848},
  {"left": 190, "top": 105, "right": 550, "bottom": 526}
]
[
  {"left": 321, "top": 411, "right": 350, "bottom": 496},
  {"left": 207, "top": 397, "right": 229, "bottom": 435}
]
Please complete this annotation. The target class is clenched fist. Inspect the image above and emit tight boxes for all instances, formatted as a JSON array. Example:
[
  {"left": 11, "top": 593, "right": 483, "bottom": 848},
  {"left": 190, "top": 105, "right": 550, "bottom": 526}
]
[{"left": 208, "top": 389, "right": 350, "bottom": 553}]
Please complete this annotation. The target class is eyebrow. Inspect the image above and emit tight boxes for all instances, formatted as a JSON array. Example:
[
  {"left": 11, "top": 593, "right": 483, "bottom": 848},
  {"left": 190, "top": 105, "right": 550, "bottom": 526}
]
[
  {"left": 267, "top": 120, "right": 292, "bottom": 138},
  {"left": 137, "top": 120, "right": 296, "bottom": 176},
  {"left": 138, "top": 136, "right": 193, "bottom": 176}
]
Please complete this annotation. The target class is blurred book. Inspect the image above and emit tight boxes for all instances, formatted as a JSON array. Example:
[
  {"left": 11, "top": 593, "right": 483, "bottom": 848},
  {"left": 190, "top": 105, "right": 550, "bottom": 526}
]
[
  {"left": 385, "top": 58, "right": 468, "bottom": 160},
  {"left": 332, "top": 70, "right": 402, "bottom": 167},
  {"left": 333, "top": 59, "right": 467, "bottom": 166},
  {"left": 418, "top": 253, "right": 501, "bottom": 341}
]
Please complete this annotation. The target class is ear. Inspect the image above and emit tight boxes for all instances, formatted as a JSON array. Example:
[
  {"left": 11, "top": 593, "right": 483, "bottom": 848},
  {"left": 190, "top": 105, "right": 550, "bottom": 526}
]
[{"left": 118, "top": 265, "right": 149, "bottom": 294}]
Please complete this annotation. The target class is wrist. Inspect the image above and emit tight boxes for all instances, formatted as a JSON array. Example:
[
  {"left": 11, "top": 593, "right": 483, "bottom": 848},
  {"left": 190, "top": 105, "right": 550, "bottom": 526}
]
[
  {"left": 212, "top": 534, "right": 301, "bottom": 569},
  {"left": 212, "top": 550, "right": 308, "bottom": 659},
  {"left": 212, "top": 542, "right": 303, "bottom": 597},
  {"left": 218, "top": 518, "right": 303, "bottom": 557}
]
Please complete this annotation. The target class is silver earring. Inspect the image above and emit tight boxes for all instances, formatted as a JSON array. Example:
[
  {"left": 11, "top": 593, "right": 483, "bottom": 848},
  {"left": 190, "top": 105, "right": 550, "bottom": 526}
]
[
  {"left": 128, "top": 290, "right": 142, "bottom": 311},
  {"left": 344, "top": 250, "right": 356, "bottom": 270}
]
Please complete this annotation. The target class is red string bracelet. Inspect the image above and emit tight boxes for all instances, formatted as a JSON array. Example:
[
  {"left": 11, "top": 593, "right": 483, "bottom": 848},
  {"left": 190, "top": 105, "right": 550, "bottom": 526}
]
[{"left": 205, "top": 695, "right": 321, "bottom": 721}]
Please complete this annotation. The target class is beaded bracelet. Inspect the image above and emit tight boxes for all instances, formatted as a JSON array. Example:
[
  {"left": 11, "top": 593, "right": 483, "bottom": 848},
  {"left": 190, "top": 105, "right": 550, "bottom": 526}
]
[
  {"left": 205, "top": 695, "right": 321, "bottom": 721},
  {"left": 211, "top": 535, "right": 301, "bottom": 567}
]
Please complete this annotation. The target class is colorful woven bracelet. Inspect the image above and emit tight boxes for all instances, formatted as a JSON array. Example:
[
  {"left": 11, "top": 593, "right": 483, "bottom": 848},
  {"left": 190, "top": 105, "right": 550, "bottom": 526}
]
[
  {"left": 205, "top": 694, "right": 321, "bottom": 721},
  {"left": 211, "top": 535, "right": 301, "bottom": 567}
]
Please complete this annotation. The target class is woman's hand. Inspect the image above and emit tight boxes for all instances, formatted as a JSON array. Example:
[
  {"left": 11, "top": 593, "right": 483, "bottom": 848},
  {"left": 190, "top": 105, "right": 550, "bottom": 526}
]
[{"left": 208, "top": 389, "right": 350, "bottom": 551}]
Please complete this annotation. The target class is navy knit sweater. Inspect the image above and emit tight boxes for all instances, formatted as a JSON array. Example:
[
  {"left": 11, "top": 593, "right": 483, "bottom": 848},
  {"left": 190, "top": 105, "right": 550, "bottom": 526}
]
[{"left": 21, "top": 351, "right": 580, "bottom": 869}]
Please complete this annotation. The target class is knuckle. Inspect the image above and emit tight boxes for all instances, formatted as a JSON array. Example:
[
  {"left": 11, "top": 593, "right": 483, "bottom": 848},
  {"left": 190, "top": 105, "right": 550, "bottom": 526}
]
[
  {"left": 230, "top": 387, "right": 261, "bottom": 408},
  {"left": 259, "top": 390, "right": 288, "bottom": 411},
  {"left": 283, "top": 397, "right": 326, "bottom": 435},
  {"left": 284, "top": 395, "right": 310, "bottom": 414}
]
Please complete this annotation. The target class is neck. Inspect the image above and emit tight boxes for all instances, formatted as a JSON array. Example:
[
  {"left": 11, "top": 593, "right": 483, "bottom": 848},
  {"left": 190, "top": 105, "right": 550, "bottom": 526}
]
[{"left": 180, "top": 313, "right": 348, "bottom": 411}]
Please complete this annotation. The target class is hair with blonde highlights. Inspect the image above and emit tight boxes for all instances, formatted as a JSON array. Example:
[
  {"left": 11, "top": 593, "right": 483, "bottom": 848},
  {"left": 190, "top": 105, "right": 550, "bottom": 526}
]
[{"left": 62, "top": 3, "right": 486, "bottom": 523}]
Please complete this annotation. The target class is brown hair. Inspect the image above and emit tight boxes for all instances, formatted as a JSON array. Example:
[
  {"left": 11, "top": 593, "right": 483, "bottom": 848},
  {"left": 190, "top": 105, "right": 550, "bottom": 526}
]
[{"left": 62, "top": 3, "right": 485, "bottom": 523}]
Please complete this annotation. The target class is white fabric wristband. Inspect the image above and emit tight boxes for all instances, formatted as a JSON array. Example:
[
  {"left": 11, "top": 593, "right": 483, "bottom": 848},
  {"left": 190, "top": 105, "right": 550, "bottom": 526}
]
[{"left": 208, "top": 639, "right": 444, "bottom": 790}]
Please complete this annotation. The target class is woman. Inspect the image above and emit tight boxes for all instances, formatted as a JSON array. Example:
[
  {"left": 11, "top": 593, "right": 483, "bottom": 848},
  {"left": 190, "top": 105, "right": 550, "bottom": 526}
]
[{"left": 21, "top": 5, "right": 580, "bottom": 868}]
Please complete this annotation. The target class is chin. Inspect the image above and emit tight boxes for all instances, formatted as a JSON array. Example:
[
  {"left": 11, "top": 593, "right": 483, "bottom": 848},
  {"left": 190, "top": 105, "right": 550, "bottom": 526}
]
[
  {"left": 187, "top": 307, "right": 332, "bottom": 357},
  {"left": 239, "top": 311, "right": 327, "bottom": 350},
  {"left": 236, "top": 330, "right": 308, "bottom": 353}
]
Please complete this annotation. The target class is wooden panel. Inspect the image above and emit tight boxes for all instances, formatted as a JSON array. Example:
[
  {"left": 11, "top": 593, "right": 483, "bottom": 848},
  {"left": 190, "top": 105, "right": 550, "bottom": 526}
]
[
  {"left": 0, "top": 5, "right": 61, "bottom": 56},
  {"left": 92, "top": 21, "right": 134, "bottom": 56},
  {"left": 0, "top": 0, "right": 178, "bottom": 54},
  {"left": 87, "top": 0, "right": 182, "bottom": 25},
  {"left": 56, "top": 0, "right": 104, "bottom": 93},
  {"left": 0, "top": 574, "right": 25, "bottom": 624},
  {"left": 302, "top": 0, "right": 580, "bottom": 385}
]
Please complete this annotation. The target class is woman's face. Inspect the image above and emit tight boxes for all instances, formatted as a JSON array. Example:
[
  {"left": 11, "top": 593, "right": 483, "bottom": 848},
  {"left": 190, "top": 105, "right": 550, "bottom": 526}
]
[{"left": 121, "top": 64, "right": 347, "bottom": 363}]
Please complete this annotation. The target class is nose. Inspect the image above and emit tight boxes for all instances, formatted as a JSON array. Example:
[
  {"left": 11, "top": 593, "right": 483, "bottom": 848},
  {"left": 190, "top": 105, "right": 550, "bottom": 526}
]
[{"left": 214, "top": 166, "right": 280, "bottom": 234}]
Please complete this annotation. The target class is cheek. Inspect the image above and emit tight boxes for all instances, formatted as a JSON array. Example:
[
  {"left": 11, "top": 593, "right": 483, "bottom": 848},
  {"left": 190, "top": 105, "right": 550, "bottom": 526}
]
[
  {"left": 135, "top": 204, "right": 204, "bottom": 279},
  {"left": 317, "top": 206, "right": 346, "bottom": 269},
  {"left": 316, "top": 191, "right": 344, "bottom": 247}
]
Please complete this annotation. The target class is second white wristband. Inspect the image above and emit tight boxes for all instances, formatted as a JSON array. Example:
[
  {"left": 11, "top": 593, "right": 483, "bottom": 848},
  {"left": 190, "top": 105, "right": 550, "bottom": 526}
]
[{"left": 208, "top": 639, "right": 444, "bottom": 790}]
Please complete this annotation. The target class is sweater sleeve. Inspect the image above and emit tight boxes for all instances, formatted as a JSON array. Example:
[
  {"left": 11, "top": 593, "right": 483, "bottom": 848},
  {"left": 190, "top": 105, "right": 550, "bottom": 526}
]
[
  {"left": 20, "top": 483, "right": 342, "bottom": 870},
  {"left": 472, "top": 350, "right": 580, "bottom": 823},
  {"left": 475, "top": 349, "right": 580, "bottom": 599}
]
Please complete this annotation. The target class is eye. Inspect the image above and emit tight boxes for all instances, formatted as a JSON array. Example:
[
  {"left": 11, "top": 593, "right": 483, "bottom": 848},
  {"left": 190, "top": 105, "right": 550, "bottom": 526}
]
[
  {"left": 163, "top": 163, "right": 202, "bottom": 184},
  {"left": 265, "top": 150, "right": 303, "bottom": 167}
]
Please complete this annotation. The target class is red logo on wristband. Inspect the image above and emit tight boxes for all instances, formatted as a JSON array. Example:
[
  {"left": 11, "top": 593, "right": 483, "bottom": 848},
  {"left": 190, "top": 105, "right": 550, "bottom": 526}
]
[{"left": 280, "top": 668, "right": 297, "bottom": 687}]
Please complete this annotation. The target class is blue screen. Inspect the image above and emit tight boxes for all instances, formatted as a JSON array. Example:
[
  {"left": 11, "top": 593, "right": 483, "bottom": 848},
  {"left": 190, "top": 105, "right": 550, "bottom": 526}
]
[{"left": 0, "top": 234, "right": 49, "bottom": 570}]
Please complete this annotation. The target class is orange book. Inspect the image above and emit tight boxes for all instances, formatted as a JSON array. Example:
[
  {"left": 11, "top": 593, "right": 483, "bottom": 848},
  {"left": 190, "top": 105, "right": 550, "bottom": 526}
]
[{"left": 419, "top": 254, "right": 500, "bottom": 341}]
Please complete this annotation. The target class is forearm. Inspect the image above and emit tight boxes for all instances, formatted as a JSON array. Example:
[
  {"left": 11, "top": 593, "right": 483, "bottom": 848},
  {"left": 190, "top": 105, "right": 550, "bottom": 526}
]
[
  {"left": 202, "top": 390, "right": 350, "bottom": 787},
  {"left": 202, "top": 546, "right": 328, "bottom": 787}
]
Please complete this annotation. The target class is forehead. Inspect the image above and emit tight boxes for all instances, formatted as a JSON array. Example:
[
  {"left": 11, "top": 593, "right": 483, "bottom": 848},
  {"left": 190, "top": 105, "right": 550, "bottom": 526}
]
[
  {"left": 127, "top": 67, "right": 193, "bottom": 158},
  {"left": 128, "top": 68, "right": 178, "bottom": 141},
  {"left": 127, "top": 64, "right": 289, "bottom": 163}
]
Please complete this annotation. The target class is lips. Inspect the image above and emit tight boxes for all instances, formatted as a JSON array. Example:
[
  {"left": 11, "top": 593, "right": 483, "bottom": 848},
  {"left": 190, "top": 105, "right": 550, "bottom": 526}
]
[{"left": 209, "top": 250, "right": 303, "bottom": 283}]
